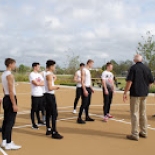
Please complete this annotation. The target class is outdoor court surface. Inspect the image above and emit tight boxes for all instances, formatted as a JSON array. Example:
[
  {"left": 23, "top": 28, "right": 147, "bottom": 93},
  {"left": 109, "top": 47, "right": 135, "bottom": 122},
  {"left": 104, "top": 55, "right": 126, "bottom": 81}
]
[{"left": 0, "top": 82, "right": 155, "bottom": 155}]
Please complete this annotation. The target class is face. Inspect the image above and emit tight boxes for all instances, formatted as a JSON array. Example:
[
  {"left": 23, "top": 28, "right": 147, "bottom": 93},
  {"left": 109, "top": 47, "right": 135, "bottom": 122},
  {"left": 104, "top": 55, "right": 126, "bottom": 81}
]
[
  {"left": 88, "top": 62, "right": 94, "bottom": 69},
  {"left": 34, "top": 65, "right": 40, "bottom": 72},
  {"left": 50, "top": 64, "right": 56, "bottom": 72},
  {"left": 80, "top": 65, "right": 85, "bottom": 70},
  {"left": 10, "top": 62, "right": 16, "bottom": 70},
  {"left": 108, "top": 64, "right": 113, "bottom": 71}
]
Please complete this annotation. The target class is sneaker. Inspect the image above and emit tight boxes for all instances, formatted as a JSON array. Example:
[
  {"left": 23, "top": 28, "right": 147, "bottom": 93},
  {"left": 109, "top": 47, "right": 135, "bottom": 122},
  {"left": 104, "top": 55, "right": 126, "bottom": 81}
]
[
  {"left": 107, "top": 114, "right": 113, "bottom": 118},
  {"left": 46, "top": 128, "right": 52, "bottom": 135},
  {"left": 77, "top": 118, "right": 86, "bottom": 124},
  {"left": 126, "top": 135, "right": 139, "bottom": 141},
  {"left": 103, "top": 116, "right": 108, "bottom": 122},
  {"left": 152, "top": 114, "right": 155, "bottom": 117},
  {"left": 85, "top": 117, "right": 95, "bottom": 122},
  {"left": 38, "top": 121, "right": 46, "bottom": 126},
  {"left": 32, "top": 124, "right": 39, "bottom": 130},
  {"left": 73, "top": 110, "right": 77, "bottom": 114},
  {"left": 139, "top": 133, "right": 147, "bottom": 138},
  {"left": 52, "top": 131, "right": 63, "bottom": 139},
  {"left": 1, "top": 140, "right": 6, "bottom": 148},
  {"left": 5, "top": 141, "right": 22, "bottom": 150}
]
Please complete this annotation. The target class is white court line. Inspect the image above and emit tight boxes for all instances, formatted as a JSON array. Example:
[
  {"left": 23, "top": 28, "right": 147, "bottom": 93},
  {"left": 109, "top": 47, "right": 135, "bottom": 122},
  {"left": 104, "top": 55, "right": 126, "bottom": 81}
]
[
  {"left": 13, "top": 117, "right": 77, "bottom": 129},
  {"left": 0, "top": 148, "right": 8, "bottom": 155},
  {"left": 90, "top": 113, "right": 155, "bottom": 131}
]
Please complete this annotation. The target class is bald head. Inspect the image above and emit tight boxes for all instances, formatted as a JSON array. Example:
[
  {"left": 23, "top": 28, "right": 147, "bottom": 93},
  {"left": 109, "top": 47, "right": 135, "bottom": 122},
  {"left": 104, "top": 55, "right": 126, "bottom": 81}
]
[{"left": 134, "top": 54, "right": 143, "bottom": 63}]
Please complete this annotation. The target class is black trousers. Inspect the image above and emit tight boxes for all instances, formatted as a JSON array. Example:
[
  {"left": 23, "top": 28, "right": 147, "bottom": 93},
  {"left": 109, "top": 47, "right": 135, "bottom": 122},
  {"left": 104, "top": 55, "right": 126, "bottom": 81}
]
[
  {"left": 31, "top": 96, "right": 43, "bottom": 125},
  {"left": 103, "top": 87, "right": 113, "bottom": 116},
  {"left": 2, "top": 95, "right": 17, "bottom": 143},
  {"left": 78, "top": 87, "right": 92, "bottom": 119},
  {"left": 45, "top": 93, "right": 58, "bottom": 132},
  {"left": 73, "top": 87, "right": 82, "bottom": 110}
]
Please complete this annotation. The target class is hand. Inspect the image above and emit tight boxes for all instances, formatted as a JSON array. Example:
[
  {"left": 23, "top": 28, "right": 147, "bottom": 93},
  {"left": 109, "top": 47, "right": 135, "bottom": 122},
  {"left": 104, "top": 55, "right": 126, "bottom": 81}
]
[
  {"left": 123, "top": 93, "right": 128, "bottom": 103},
  {"left": 56, "top": 86, "right": 60, "bottom": 90},
  {"left": 13, "top": 104, "right": 18, "bottom": 112},
  {"left": 84, "top": 90, "right": 88, "bottom": 97},
  {"left": 91, "top": 88, "right": 94, "bottom": 93},
  {"left": 105, "top": 89, "right": 109, "bottom": 95},
  {"left": 0, "top": 98, "right": 2, "bottom": 104}
]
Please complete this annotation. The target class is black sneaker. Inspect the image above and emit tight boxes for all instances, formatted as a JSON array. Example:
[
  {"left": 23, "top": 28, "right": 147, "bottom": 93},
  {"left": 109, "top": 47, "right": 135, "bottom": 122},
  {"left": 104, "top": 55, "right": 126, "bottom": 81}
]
[
  {"left": 86, "top": 117, "right": 95, "bottom": 122},
  {"left": 46, "top": 129, "right": 52, "bottom": 135},
  {"left": 139, "top": 133, "right": 147, "bottom": 138},
  {"left": 52, "top": 131, "right": 63, "bottom": 139},
  {"left": 77, "top": 118, "right": 86, "bottom": 124},
  {"left": 38, "top": 121, "right": 46, "bottom": 126},
  {"left": 32, "top": 124, "right": 39, "bottom": 130}
]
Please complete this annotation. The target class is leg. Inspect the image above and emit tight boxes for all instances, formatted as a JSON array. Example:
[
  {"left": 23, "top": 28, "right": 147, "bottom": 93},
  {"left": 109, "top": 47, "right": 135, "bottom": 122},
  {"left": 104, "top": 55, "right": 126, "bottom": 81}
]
[
  {"left": 85, "top": 88, "right": 92, "bottom": 118},
  {"left": 107, "top": 90, "right": 113, "bottom": 114},
  {"left": 130, "top": 97, "right": 139, "bottom": 138},
  {"left": 139, "top": 97, "right": 147, "bottom": 136},
  {"left": 103, "top": 88, "right": 109, "bottom": 116},
  {"left": 78, "top": 89, "right": 88, "bottom": 119},
  {"left": 73, "top": 87, "right": 81, "bottom": 110},
  {"left": 51, "top": 95, "right": 58, "bottom": 132}
]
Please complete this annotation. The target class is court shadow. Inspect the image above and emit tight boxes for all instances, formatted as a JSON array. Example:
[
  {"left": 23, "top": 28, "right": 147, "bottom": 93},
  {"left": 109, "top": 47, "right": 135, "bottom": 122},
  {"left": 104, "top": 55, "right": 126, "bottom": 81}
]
[{"left": 58, "top": 126, "right": 126, "bottom": 140}]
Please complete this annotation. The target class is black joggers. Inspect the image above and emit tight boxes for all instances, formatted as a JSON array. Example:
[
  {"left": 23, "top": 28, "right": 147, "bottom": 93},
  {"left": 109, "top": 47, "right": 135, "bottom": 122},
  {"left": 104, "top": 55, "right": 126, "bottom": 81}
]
[
  {"left": 103, "top": 87, "right": 113, "bottom": 116},
  {"left": 78, "top": 87, "right": 92, "bottom": 119},
  {"left": 2, "top": 95, "right": 17, "bottom": 143}
]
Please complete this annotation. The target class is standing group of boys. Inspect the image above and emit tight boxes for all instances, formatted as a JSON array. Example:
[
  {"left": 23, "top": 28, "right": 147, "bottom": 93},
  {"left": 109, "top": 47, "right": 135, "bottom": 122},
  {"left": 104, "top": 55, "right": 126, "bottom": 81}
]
[
  {"left": 0, "top": 54, "right": 153, "bottom": 153},
  {"left": 73, "top": 60, "right": 114, "bottom": 123}
]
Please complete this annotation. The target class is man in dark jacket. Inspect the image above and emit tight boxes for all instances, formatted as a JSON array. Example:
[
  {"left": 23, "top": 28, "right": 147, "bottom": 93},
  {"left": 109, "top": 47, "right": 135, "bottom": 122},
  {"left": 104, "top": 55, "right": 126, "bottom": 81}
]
[{"left": 123, "top": 54, "right": 154, "bottom": 141}]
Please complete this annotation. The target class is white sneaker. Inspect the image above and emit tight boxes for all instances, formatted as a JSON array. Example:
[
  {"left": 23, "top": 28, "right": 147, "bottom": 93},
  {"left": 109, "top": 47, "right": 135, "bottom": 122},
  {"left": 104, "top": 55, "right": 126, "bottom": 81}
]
[
  {"left": 1, "top": 140, "right": 6, "bottom": 148},
  {"left": 73, "top": 110, "right": 77, "bottom": 114},
  {"left": 5, "top": 141, "right": 22, "bottom": 150}
]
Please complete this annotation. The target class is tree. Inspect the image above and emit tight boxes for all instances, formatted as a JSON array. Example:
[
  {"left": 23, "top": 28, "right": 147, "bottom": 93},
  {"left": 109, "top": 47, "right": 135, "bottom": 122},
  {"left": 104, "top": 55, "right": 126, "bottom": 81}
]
[
  {"left": 18, "top": 64, "right": 30, "bottom": 73},
  {"left": 65, "top": 51, "right": 80, "bottom": 74},
  {"left": 137, "top": 31, "right": 155, "bottom": 70}
]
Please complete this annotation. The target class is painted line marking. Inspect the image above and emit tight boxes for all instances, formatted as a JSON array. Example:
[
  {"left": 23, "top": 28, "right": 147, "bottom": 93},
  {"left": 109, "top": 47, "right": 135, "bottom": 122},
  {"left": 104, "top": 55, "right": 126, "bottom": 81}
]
[
  {"left": 90, "top": 113, "right": 155, "bottom": 131},
  {"left": 13, "top": 117, "right": 77, "bottom": 129},
  {"left": 0, "top": 148, "right": 8, "bottom": 155}
]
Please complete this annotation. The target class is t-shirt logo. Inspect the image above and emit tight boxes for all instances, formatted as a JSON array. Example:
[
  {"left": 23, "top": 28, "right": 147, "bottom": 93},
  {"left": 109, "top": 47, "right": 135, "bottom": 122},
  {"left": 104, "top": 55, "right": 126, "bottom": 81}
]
[{"left": 36, "top": 77, "right": 41, "bottom": 82}]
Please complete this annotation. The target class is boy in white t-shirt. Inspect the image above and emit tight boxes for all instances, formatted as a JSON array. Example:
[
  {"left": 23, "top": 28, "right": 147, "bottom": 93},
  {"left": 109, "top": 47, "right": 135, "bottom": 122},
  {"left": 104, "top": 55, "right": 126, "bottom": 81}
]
[
  {"left": 29, "top": 63, "right": 45, "bottom": 129},
  {"left": 73, "top": 63, "right": 85, "bottom": 114},
  {"left": 101, "top": 62, "right": 115, "bottom": 122}
]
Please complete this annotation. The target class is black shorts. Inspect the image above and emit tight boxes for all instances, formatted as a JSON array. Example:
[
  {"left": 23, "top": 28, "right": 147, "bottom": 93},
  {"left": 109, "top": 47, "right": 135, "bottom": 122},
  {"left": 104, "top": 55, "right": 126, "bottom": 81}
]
[
  {"left": 31, "top": 96, "right": 44, "bottom": 112},
  {"left": 45, "top": 93, "right": 58, "bottom": 117}
]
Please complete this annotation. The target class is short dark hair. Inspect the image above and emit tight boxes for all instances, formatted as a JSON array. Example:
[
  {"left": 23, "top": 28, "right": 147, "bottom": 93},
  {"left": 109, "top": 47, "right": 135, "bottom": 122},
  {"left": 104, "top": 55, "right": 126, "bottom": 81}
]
[
  {"left": 5, "top": 58, "right": 16, "bottom": 67},
  {"left": 87, "top": 59, "right": 94, "bottom": 64},
  {"left": 106, "top": 62, "right": 112, "bottom": 67},
  {"left": 80, "top": 63, "right": 85, "bottom": 67},
  {"left": 32, "top": 62, "right": 40, "bottom": 68},
  {"left": 46, "top": 60, "right": 56, "bottom": 68}
]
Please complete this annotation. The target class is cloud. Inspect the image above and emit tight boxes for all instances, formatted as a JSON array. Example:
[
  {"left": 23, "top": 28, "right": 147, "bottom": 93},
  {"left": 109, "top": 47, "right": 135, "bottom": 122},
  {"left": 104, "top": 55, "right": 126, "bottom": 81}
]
[{"left": 0, "top": 0, "right": 155, "bottom": 69}]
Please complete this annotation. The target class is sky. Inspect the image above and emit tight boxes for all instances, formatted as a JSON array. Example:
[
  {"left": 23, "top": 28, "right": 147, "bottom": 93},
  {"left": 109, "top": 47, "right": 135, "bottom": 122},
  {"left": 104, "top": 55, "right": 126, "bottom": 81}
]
[{"left": 0, "top": 0, "right": 155, "bottom": 69}]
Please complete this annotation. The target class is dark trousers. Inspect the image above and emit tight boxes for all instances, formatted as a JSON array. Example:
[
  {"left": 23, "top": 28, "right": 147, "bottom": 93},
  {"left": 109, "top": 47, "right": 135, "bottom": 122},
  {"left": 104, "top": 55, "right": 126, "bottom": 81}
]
[
  {"left": 31, "top": 96, "right": 43, "bottom": 125},
  {"left": 73, "top": 87, "right": 82, "bottom": 110},
  {"left": 103, "top": 88, "right": 113, "bottom": 116},
  {"left": 45, "top": 93, "right": 58, "bottom": 132},
  {"left": 2, "top": 96, "right": 17, "bottom": 143},
  {"left": 78, "top": 87, "right": 92, "bottom": 119}
]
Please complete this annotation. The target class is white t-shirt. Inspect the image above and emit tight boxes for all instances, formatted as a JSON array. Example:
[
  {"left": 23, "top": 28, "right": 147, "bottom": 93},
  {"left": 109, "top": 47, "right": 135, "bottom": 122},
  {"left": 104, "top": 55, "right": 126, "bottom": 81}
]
[
  {"left": 1, "top": 70, "right": 16, "bottom": 95},
  {"left": 76, "top": 70, "right": 82, "bottom": 88},
  {"left": 44, "top": 71, "right": 55, "bottom": 94},
  {"left": 29, "top": 72, "right": 44, "bottom": 97},
  {"left": 83, "top": 68, "right": 91, "bottom": 87},
  {"left": 101, "top": 70, "right": 114, "bottom": 88}
]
